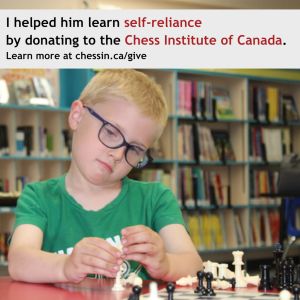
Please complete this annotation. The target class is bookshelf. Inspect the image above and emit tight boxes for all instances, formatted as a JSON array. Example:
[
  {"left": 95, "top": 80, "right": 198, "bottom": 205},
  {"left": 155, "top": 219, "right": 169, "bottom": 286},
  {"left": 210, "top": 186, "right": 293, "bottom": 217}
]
[
  {"left": 0, "top": 70, "right": 72, "bottom": 265},
  {"left": 1, "top": 68, "right": 300, "bottom": 266},
  {"left": 136, "top": 69, "right": 300, "bottom": 258}
]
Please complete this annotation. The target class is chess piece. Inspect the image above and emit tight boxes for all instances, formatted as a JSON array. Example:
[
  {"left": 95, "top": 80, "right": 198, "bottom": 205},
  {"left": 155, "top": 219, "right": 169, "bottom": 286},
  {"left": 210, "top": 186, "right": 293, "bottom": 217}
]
[
  {"left": 112, "top": 267, "right": 125, "bottom": 291},
  {"left": 287, "top": 258, "right": 295, "bottom": 289},
  {"left": 279, "top": 289, "right": 292, "bottom": 300},
  {"left": 292, "top": 284, "right": 300, "bottom": 300},
  {"left": 272, "top": 243, "right": 283, "bottom": 289},
  {"left": 205, "top": 272, "right": 216, "bottom": 296},
  {"left": 149, "top": 281, "right": 160, "bottom": 300},
  {"left": 128, "top": 285, "right": 141, "bottom": 300},
  {"left": 296, "top": 265, "right": 300, "bottom": 284},
  {"left": 280, "top": 261, "right": 289, "bottom": 291},
  {"left": 258, "top": 264, "right": 272, "bottom": 291},
  {"left": 166, "top": 282, "right": 175, "bottom": 300},
  {"left": 230, "top": 277, "right": 236, "bottom": 290},
  {"left": 232, "top": 250, "right": 247, "bottom": 288},
  {"left": 194, "top": 270, "right": 207, "bottom": 296},
  {"left": 218, "top": 264, "right": 229, "bottom": 279}
]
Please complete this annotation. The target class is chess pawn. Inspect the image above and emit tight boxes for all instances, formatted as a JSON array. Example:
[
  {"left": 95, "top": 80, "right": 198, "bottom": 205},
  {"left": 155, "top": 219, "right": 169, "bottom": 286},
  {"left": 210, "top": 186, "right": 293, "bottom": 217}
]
[
  {"left": 194, "top": 270, "right": 207, "bottom": 296},
  {"left": 128, "top": 285, "right": 141, "bottom": 300},
  {"left": 272, "top": 243, "right": 283, "bottom": 289},
  {"left": 166, "top": 282, "right": 175, "bottom": 300},
  {"left": 296, "top": 265, "right": 300, "bottom": 284},
  {"left": 258, "top": 264, "right": 272, "bottom": 291},
  {"left": 292, "top": 284, "right": 300, "bottom": 300},
  {"left": 205, "top": 272, "right": 216, "bottom": 296},
  {"left": 280, "top": 261, "right": 289, "bottom": 291}
]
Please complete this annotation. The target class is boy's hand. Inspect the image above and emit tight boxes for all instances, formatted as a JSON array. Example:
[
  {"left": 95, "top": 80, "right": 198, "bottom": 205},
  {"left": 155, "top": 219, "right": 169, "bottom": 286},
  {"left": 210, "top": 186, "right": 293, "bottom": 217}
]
[
  {"left": 63, "top": 237, "right": 122, "bottom": 283},
  {"left": 121, "top": 225, "right": 169, "bottom": 279}
]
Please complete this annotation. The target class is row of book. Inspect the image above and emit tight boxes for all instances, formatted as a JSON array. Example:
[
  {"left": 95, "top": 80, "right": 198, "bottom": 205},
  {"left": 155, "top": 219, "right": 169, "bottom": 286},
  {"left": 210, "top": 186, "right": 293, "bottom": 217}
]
[
  {"left": 0, "top": 76, "right": 56, "bottom": 106},
  {"left": 139, "top": 168, "right": 176, "bottom": 196},
  {"left": 178, "top": 124, "right": 235, "bottom": 162},
  {"left": 178, "top": 79, "right": 235, "bottom": 120},
  {"left": 250, "top": 209, "right": 280, "bottom": 248},
  {"left": 135, "top": 167, "right": 282, "bottom": 208},
  {"left": 184, "top": 208, "right": 280, "bottom": 251},
  {"left": 249, "top": 86, "right": 299, "bottom": 122},
  {"left": 250, "top": 169, "right": 280, "bottom": 205},
  {"left": 179, "top": 167, "right": 229, "bottom": 208},
  {"left": 0, "top": 124, "right": 72, "bottom": 157},
  {"left": 0, "top": 232, "right": 10, "bottom": 264},
  {"left": 0, "top": 176, "right": 28, "bottom": 193},
  {"left": 250, "top": 127, "right": 292, "bottom": 162}
]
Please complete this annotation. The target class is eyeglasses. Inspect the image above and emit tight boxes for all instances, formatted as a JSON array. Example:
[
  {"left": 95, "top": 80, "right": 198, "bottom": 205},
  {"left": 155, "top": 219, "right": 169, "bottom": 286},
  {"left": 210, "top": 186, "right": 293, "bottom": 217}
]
[{"left": 83, "top": 105, "right": 153, "bottom": 169}]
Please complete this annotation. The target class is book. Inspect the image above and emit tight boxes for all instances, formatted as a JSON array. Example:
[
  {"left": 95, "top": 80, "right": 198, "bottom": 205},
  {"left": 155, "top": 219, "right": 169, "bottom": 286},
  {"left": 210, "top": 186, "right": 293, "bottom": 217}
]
[
  {"left": 281, "top": 94, "right": 299, "bottom": 121},
  {"left": 211, "top": 130, "right": 236, "bottom": 161},
  {"left": 12, "top": 79, "right": 36, "bottom": 105},
  {"left": 0, "top": 125, "right": 9, "bottom": 156},
  {"left": 0, "top": 79, "right": 9, "bottom": 104},
  {"left": 266, "top": 86, "right": 279, "bottom": 122},
  {"left": 32, "top": 77, "right": 56, "bottom": 106},
  {"left": 211, "top": 87, "right": 235, "bottom": 120}
]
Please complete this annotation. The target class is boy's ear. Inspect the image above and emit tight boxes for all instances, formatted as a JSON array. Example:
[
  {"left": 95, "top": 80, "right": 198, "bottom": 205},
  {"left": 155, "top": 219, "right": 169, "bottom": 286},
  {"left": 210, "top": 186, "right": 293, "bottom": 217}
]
[{"left": 68, "top": 100, "right": 84, "bottom": 130}]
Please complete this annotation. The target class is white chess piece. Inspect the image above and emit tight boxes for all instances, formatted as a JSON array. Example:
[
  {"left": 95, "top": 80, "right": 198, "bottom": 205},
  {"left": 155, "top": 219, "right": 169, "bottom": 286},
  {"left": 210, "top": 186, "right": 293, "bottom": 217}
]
[
  {"left": 211, "top": 262, "right": 219, "bottom": 279},
  {"left": 149, "top": 281, "right": 163, "bottom": 300},
  {"left": 279, "top": 289, "right": 292, "bottom": 300},
  {"left": 204, "top": 260, "right": 213, "bottom": 273},
  {"left": 176, "top": 275, "right": 197, "bottom": 286},
  {"left": 112, "top": 266, "right": 125, "bottom": 291},
  {"left": 212, "top": 279, "right": 231, "bottom": 289},
  {"left": 133, "top": 276, "right": 143, "bottom": 287},
  {"left": 245, "top": 274, "right": 260, "bottom": 286},
  {"left": 218, "top": 263, "right": 228, "bottom": 279},
  {"left": 232, "top": 250, "right": 247, "bottom": 288},
  {"left": 112, "top": 243, "right": 125, "bottom": 291}
]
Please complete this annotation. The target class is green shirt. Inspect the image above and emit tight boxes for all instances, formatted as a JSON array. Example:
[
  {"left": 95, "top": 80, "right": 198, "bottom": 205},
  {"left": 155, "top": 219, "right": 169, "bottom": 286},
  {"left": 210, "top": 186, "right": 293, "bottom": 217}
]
[{"left": 14, "top": 175, "right": 185, "bottom": 279}]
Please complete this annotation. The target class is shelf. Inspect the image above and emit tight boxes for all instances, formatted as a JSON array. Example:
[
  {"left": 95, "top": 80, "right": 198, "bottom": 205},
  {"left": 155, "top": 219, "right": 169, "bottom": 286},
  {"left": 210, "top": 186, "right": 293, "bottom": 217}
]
[
  {"left": 0, "top": 103, "right": 69, "bottom": 112},
  {"left": 0, "top": 155, "right": 71, "bottom": 161},
  {"left": 0, "top": 207, "right": 15, "bottom": 213}
]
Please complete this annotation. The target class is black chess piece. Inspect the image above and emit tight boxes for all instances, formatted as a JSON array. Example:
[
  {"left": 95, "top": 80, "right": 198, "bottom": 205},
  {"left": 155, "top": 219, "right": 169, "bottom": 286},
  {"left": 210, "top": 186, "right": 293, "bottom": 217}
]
[
  {"left": 295, "top": 265, "right": 300, "bottom": 284},
  {"left": 272, "top": 243, "right": 283, "bottom": 289},
  {"left": 287, "top": 258, "right": 295, "bottom": 290},
  {"left": 230, "top": 277, "right": 236, "bottom": 290},
  {"left": 194, "top": 270, "right": 207, "bottom": 296},
  {"left": 258, "top": 264, "right": 272, "bottom": 291},
  {"left": 205, "top": 272, "right": 216, "bottom": 296},
  {"left": 280, "top": 260, "right": 290, "bottom": 291},
  {"left": 292, "top": 284, "right": 300, "bottom": 300},
  {"left": 166, "top": 282, "right": 175, "bottom": 300},
  {"left": 128, "top": 285, "right": 141, "bottom": 300}
]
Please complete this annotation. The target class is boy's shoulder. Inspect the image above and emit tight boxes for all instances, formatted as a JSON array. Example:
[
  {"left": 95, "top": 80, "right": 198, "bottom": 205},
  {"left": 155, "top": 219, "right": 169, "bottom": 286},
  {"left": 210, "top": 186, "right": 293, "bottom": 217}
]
[
  {"left": 125, "top": 177, "right": 171, "bottom": 194},
  {"left": 26, "top": 175, "right": 64, "bottom": 193}
]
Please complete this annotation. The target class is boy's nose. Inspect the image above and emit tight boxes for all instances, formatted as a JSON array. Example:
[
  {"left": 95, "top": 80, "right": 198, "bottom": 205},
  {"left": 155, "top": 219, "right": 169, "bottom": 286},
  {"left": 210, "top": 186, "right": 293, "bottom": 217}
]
[{"left": 109, "top": 146, "right": 126, "bottom": 162}]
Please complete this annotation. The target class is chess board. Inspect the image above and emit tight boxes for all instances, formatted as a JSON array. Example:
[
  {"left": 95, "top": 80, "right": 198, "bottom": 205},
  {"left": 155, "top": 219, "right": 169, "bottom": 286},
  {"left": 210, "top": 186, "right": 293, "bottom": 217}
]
[{"left": 141, "top": 288, "right": 279, "bottom": 300}]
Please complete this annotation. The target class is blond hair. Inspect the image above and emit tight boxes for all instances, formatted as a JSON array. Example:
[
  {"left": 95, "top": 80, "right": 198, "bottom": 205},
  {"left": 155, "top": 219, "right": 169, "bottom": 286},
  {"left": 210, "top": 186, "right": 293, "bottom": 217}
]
[{"left": 79, "top": 69, "right": 168, "bottom": 127}]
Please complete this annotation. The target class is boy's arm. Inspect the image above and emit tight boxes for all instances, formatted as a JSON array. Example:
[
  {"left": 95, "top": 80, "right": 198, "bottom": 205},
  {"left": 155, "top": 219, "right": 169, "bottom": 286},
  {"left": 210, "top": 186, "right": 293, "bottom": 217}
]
[
  {"left": 122, "top": 224, "right": 203, "bottom": 281},
  {"left": 8, "top": 224, "right": 68, "bottom": 282},
  {"left": 159, "top": 224, "right": 203, "bottom": 281},
  {"left": 8, "top": 224, "right": 122, "bottom": 283}
]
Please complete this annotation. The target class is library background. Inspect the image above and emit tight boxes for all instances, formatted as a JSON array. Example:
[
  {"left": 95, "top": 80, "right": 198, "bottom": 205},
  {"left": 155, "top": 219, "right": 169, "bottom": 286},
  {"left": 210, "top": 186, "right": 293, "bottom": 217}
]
[{"left": 0, "top": 68, "right": 300, "bottom": 276}]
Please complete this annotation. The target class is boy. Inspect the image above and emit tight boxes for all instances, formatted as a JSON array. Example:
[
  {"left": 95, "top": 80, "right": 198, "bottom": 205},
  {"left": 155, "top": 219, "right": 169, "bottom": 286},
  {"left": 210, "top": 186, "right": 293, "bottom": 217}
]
[{"left": 8, "top": 69, "right": 202, "bottom": 283}]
